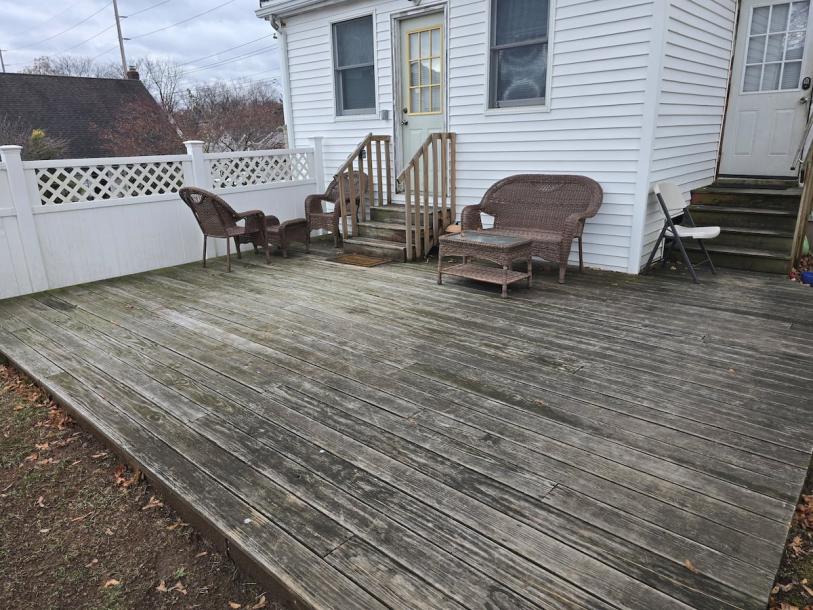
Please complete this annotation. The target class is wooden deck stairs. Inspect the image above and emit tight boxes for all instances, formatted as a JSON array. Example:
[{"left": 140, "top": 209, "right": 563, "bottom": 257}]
[
  {"left": 333, "top": 133, "right": 456, "bottom": 262},
  {"left": 689, "top": 178, "right": 802, "bottom": 274}
]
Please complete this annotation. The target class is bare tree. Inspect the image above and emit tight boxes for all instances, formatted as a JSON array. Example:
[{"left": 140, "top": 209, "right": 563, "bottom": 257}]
[
  {"left": 0, "top": 115, "right": 68, "bottom": 160},
  {"left": 22, "top": 55, "right": 122, "bottom": 78},
  {"left": 94, "top": 100, "right": 185, "bottom": 156},
  {"left": 139, "top": 57, "right": 186, "bottom": 115}
]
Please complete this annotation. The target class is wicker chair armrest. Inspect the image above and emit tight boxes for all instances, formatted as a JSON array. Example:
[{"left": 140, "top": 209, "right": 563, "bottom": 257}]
[
  {"left": 280, "top": 218, "right": 306, "bottom": 229},
  {"left": 460, "top": 205, "right": 484, "bottom": 231},
  {"left": 236, "top": 210, "right": 264, "bottom": 219},
  {"left": 265, "top": 215, "right": 280, "bottom": 227},
  {"left": 562, "top": 212, "right": 592, "bottom": 241},
  {"left": 237, "top": 210, "right": 265, "bottom": 234},
  {"left": 304, "top": 194, "right": 327, "bottom": 216}
]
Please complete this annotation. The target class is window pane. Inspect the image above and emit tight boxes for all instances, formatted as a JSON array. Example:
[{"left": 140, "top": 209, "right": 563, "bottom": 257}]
[
  {"left": 431, "top": 58, "right": 441, "bottom": 84},
  {"left": 410, "top": 88, "right": 419, "bottom": 113},
  {"left": 494, "top": 42, "right": 547, "bottom": 103},
  {"left": 431, "top": 28, "right": 440, "bottom": 56},
  {"left": 495, "top": 0, "right": 549, "bottom": 45},
  {"left": 410, "top": 61, "right": 420, "bottom": 86},
  {"left": 744, "top": 64, "right": 762, "bottom": 91},
  {"left": 340, "top": 65, "right": 375, "bottom": 111},
  {"left": 420, "top": 59, "right": 431, "bottom": 85},
  {"left": 747, "top": 35, "right": 766, "bottom": 63},
  {"left": 421, "top": 31, "right": 430, "bottom": 57},
  {"left": 421, "top": 89, "right": 430, "bottom": 113},
  {"left": 790, "top": 1, "right": 810, "bottom": 30},
  {"left": 770, "top": 3, "right": 790, "bottom": 31},
  {"left": 431, "top": 86, "right": 441, "bottom": 112},
  {"left": 786, "top": 31, "right": 805, "bottom": 59},
  {"left": 762, "top": 62, "right": 782, "bottom": 89},
  {"left": 766, "top": 33, "right": 786, "bottom": 61},
  {"left": 409, "top": 33, "right": 419, "bottom": 60},
  {"left": 335, "top": 16, "right": 373, "bottom": 67},
  {"left": 782, "top": 60, "right": 803, "bottom": 87},
  {"left": 752, "top": 6, "right": 770, "bottom": 34}
]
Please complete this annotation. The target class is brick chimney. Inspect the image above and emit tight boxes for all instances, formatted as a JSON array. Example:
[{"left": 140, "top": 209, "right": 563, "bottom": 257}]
[{"left": 125, "top": 66, "right": 140, "bottom": 80}]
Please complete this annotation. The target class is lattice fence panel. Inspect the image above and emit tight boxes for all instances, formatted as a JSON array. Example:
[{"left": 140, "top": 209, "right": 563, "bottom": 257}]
[
  {"left": 209, "top": 152, "right": 311, "bottom": 190},
  {"left": 35, "top": 161, "right": 185, "bottom": 205}
]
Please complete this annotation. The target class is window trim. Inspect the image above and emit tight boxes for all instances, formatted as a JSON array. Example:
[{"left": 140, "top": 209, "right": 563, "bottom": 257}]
[
  {"left": 486, "top": 0, "right": 555, "bottom": 111},
  {"left": 331, "top": 13, "right": 378, "bottom": 117}
]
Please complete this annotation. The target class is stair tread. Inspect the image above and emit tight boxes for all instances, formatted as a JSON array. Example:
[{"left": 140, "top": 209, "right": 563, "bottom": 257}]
[
  {"left": 358, "top": 220, "right": 430, "bottom": 230},
  {"left": 343, "top": 237, "right": 408, "bottom": 251},
  {"left": 682, "top": 242, "right": 791, "bottom": 259},
  {"left": 696, "top": 186, "right": 802, "bottom": 197},
  {"left": 691, "top": 205, "right": 797, "bottom": 216}
]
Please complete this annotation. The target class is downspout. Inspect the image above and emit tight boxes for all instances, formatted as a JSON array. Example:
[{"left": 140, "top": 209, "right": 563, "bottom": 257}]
[{"left": 269, "top": 15, "right": 296, "bottom": 148}]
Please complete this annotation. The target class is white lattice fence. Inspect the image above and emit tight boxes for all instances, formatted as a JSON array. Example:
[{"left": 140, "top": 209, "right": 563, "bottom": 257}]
[
  {"left": 32, "top": 157, "right": 186, "bottom": 205},
  {"left": 206, "top": 150, "right": 312, "bottom": 190}
]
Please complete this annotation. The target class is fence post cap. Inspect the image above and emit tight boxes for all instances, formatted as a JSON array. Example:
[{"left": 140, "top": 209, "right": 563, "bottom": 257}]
[
  {"left": 183, "top": 140, "right": 205, "bottom": 146},
  {"left": 0, "top": 145, "right": 23, "bottom": 152}
]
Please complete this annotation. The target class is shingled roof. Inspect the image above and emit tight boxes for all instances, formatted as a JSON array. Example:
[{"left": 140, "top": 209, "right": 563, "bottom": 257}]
[{"left": 0, "top": 72, "right": 181, "bottom": 158}]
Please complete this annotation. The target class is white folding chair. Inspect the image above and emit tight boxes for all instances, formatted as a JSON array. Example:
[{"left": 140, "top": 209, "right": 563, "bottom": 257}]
[{"left": 644, "top": 182, "right": 720, "bottom": 283}]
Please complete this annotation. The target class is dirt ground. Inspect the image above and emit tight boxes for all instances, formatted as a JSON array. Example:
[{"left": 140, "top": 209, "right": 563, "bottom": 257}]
[{"left": 0, "top": 363, "right": 283, "bottom": 610}]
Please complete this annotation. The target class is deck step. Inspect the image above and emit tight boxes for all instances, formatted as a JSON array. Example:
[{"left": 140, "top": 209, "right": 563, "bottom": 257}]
[
  {"left": 342, "top": 237, "right": 407, "bottom": 262},
  {"left": 689, "top": 205, "right": 798, "bottom": 232},
  {"left": 356, "top": 220, "right": 435, "bottom": 243},
  {"left": 675, "top": 242, "right": 791, "bottom": 274},
  {"left": 369, "top": 204, "right": 434, "bottom": 224},
  {"left": 714, "top": 226, "right": 795, "bottom": 251},
  {"left": 691, "top": 186, "right": 802, "bottom": 212}
]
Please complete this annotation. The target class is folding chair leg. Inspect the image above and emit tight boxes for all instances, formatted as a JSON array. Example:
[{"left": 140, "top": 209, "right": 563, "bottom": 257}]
[
  {"left": 226, "top": 238, "right": 231, "bottom": 273},
  {"left": 696, "top": 239, "right": 716, "bottom": 274},
  {"left": 673, "top": 236, "right": 699, "bottom": 283},
  {"left": 643, "top": 226, "right": 666, "bottom": 273},
  {"left": 202, "top": 236, "right": 207, "bottom": 268}
]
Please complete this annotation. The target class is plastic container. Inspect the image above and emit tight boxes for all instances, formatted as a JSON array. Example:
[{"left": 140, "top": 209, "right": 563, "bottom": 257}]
[{"left": 801, "top": 271, "right": 813, "bottom": 285}]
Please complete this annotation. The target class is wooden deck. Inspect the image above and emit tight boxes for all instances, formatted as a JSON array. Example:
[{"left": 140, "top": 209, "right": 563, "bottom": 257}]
[{"left": 1, "top": 247, "right": 811, "bottom": 610}]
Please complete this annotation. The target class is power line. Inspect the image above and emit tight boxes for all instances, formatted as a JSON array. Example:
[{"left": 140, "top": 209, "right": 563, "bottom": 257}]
[
  {"left": 126, "top": 0, "right": 172, "bottom": 18},
  {"left": 128, "top": 0, "right": 238, "bottom": 41},
  {"left": 183, "top": 45, "right": 276, "bottom": 75},
  {"left": 11, "top": 1, "right": 113, "bottom": 52},
  {"left": 179, "top": 34, "right": 273, "bottom": 67},
  {"left": 65, "top": 24, "right": 115, "bottom": 51}
]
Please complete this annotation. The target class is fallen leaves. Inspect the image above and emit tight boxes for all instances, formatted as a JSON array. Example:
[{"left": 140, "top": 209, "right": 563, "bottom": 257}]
[
  {"left": 682, "top": 559, "right": 698, "bottom": 574},
  {"left": 103, "top": 578, "right": 121, "bottom": 588},
  {"left": 251, "top": 595, "right": 268, "bottom": 609},
  {"left": 113, "top": 465, "right": 141, "bottom": 489},
  {"left": 35, "top": 495, "right": 45, "bottom": 508},
  {"left": 141, "top": 496, "right": 163, "bottom": 511},
  {"left": 229, "top": 603, "right": 242, "bottom": 609}
]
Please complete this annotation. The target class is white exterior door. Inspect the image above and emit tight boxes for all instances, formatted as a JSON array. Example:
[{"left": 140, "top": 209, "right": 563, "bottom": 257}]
[
  {"left": 720, "top": 0, "right": 813, "bottom": 176},
  {"left": 399, "top": 13, "right": 445, "bottom": 168}
]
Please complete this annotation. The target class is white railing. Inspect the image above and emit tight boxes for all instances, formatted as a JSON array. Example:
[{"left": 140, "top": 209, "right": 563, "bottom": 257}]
[{"left": 0, "top": 138, "right": 325, "bottom": 300}]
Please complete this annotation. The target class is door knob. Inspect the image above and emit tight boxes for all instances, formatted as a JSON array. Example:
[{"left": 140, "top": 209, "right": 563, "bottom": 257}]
[
  {"left": 401, "top": 119, "right": 409, "bottom": 125},
  {"left": 801, "top": 97, "right": 810, "bottom": 104}
]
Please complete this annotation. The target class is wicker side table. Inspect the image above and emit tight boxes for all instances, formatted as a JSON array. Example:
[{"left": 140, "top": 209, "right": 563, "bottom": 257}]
[{"left": 438, "top": 232, "right": 533, "bottom": 298}]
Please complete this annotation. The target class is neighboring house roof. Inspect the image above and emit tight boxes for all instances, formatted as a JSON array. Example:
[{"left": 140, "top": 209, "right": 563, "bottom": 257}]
[{"left": 0, "top": 72, "right": 179, "bottom": 158}]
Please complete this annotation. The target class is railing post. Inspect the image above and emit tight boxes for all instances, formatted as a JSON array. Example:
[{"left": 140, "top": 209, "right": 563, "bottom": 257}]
[
  {"left": 183, "top": 140, "right": 212, "bottom": 189},
  {"left": 0, "top": 145, "right": 49, "bottom": 293},
  {"left": 312, "top": 136, "right": 325, "bottom": 192}
]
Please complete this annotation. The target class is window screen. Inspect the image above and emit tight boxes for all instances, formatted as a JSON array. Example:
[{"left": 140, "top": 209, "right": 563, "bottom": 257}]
[{"left": 333, "top": 16, "right": 376, "bottom": 115}]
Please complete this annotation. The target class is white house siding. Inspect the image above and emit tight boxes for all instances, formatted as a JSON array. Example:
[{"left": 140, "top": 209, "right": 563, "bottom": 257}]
[
  {"left": 282, "top": 0, "right": 681, "bottom": 272},
  {"left": 640, "top": 0, "right": 737, "bottom": 267}
]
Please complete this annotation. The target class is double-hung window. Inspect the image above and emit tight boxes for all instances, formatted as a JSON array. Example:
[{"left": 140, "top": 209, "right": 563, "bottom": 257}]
[
  {"left": 333, "top": 15, "right": 376, "bottom": 116},
  {"left": 489, "top": 0, "right": 551, "bottom": 108}
]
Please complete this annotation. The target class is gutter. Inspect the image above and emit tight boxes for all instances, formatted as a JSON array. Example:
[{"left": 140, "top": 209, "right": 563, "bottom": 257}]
[
  {"left": 267, "top": 15, "right": 296, "bottom": 148},
  {"left": 256, "top": 0, "right": 350, "bottom": 20}
]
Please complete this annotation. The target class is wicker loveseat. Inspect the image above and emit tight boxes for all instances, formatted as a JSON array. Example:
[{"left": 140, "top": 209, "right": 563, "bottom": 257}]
[{"left": 460, "top": 174, "right": 603, "bottom": 283}]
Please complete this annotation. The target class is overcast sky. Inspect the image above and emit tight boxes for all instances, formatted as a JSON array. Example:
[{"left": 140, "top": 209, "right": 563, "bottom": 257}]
[{"left": 1, "top": 0, "right": 281, "bottom": 89}]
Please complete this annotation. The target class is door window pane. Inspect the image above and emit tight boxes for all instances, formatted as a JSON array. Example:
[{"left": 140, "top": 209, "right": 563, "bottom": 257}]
[
  {"left": 333, "top": 16, "right": 376, "bottom": 115},
  {"left": 490, "top": 0, "right": 550, "bottom": 107},
  {"left": 743, "top": 1, "right": 809, "bottom": 92},
  {"left": 406, "top": 25, "right": 442, "bottom": 114}
]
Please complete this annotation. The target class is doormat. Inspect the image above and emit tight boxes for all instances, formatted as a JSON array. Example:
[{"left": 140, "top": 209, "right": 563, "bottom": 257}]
[{"left": 327, "top": 254, "right": 390, "bottom": 267}]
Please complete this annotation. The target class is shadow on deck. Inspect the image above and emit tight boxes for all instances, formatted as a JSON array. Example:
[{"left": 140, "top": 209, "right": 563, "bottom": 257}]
[{"left": 0, "top": 247, "right": 811, "bottom": 610}]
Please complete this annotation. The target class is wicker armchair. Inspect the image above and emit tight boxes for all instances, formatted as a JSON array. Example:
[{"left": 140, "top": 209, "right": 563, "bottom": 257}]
[
  {"left": 179, "top": 186, "right": 269, "bottom": 272},
  {"left": 461, "top": 175, "right": 603, "bottom": 283},
  {"left": 305, "top": 171, "right": 369, "bottom": 247}
]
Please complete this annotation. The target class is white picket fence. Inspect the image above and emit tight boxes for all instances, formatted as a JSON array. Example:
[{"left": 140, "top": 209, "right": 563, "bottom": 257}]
[{"left": 0, "top": 138, "right": 325, "bottom": 300}]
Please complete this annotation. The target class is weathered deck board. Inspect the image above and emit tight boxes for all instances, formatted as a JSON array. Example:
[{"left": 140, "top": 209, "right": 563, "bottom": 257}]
[{"left": 1, "top": 247, "right": 811, "bottom": 610}]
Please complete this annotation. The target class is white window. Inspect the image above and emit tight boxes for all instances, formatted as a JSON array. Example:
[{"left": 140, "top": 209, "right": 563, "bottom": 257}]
[
  {"left": 489, "top": 0, "right": 551, "bottom": 108},
  {"left": 333, "top": 15, "right": 376, "bottom": 115},
  {"left": 743, "top": 1, "right": 809, "bottom": 92}
]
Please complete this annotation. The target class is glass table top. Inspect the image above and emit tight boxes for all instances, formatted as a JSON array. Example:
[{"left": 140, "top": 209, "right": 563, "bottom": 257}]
[{"left": 441, "top": 231, "right": 531, "bottom": 247}]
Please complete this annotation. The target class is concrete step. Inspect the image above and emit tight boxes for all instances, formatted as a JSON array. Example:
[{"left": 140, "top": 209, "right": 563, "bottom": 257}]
[
  {"left": 714, "top": 227, "right": 794, "bottom": 251},
  {"left": 342, "top": 237, "right": 407, "bottom": 262},
  {"left": 689, "top": 206, "right": 798, "bottom": 232},
  {"left": 676, "top": 242, "right": 791, "bottom": 274},
  {"left": 691, "top": 186, "right": 802, "bottom": 213}
]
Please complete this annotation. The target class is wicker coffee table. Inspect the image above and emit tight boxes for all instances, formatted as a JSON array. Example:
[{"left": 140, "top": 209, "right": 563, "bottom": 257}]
[{"left": 438, "top": 232, "right": 532, "bottom": 298}]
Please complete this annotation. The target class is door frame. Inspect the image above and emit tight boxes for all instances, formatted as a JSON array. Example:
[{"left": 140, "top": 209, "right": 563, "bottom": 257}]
[
  {"left": 717, "top": 0, "right": 813, "bottom": 179},
  {"left": 390, "top": 2, "right": 449, "bottom": 178}
]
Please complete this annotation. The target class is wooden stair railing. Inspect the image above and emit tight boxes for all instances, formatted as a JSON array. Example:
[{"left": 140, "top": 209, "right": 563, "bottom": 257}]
[
  {"left": 334, "top": 133, "right": 393, "bottom": 240},
  {"left": 397, "top": 133, "right": 457, "bottom": 261},
  {"left": 792, "top": 135, "right": 813, "bottom": 263}
]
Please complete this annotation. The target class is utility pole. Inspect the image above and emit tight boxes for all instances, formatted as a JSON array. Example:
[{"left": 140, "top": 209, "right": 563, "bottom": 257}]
[
  {"left": 112, "top": 0, "right": 128, "bottom": 77},
  {"left": 0, "top": 49, "right": 6, "bottom": 73}
]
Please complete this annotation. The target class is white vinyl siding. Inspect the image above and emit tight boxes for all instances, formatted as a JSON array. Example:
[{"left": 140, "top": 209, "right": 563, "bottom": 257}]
[
  {"left": 640, "top": 0, "right": 737, "bottom": 268},
  {"left": 278, "top": 0, "right": 738, "bottom": 274}
]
